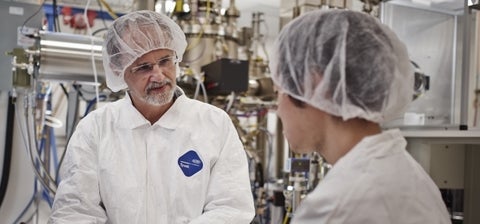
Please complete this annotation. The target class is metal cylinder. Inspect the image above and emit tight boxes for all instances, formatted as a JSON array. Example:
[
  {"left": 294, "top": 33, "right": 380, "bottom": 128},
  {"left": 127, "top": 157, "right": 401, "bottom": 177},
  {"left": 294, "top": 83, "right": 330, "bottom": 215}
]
[
  {"left": 251, "top": 12, "right": 264, "bottom": 59},
  {"left": 181, "top": 23, "right": 219, "bottom": 73},
  {"left": 38, "top": 31, "right": 104, "bottom": 85}
]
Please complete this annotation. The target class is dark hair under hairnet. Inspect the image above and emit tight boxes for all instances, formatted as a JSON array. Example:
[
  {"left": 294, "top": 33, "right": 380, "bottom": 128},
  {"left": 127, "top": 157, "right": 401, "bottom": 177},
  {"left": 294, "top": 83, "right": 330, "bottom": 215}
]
[{"left": 269, "top": 9, "right": 413, "bottom": 122}]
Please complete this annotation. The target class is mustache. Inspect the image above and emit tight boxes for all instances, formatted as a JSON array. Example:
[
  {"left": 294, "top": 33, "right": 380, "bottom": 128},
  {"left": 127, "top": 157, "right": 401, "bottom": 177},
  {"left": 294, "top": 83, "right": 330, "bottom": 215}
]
[{"left": 146, "top": 80, "right": 172, "bottom": 92}]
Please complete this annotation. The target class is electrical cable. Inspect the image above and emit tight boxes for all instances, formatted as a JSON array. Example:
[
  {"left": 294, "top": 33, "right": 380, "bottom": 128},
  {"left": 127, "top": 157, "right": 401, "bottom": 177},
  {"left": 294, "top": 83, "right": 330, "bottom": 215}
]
[
  {"left": 52, "top": 0, "right": 58, "bottom": 32},
  {"left": 185, "top": 28, "right": 205, "bottom": 53},
  {"left": 55, "top": 14, "right": 62, "bottom": 33},
  {"left": 40, "top": 86, "right": 63, "bottom": 186},
  {"left": 182, "top": 39, "right": 206, "bottom": 64},
  {"left": 83, "top": 97, "right": 100, "bottom": 117},
  {"left": 25, "top": 108, "right": 57, "bottom": 194},
  {"left": 78, "top": 85, "right": 106, "bottom": 99},
  {"left": 55, "top": 87, "right": 79, "bottom": 180},
  {"left": 12, "top": 93, "right": 56, "bottom": 223},
  {"left": 50, "top": 130, "right": 59, "bottom": 185},
  {"left": 206, "top": 0, "right": 210, "bottom": 20},
  {"left": 41, "top": 187, "right": 53, "bottom": 207},
  {"left": 0, "top": 94, "right": 16, "bottom": 209},
  {"left": 27, "top": 94, "right": 57, "bottom": 186},
  {"left": 55, "top": 141, "right": 69, "bottom": 185},
  {"left": 92, "top": 27, "right": 109, "bottom": 36},
  {"left": 72, "top": 85, "right": 87, "bottom": 102},
  {"left": 15, "top": 97, "right": 56, "bottom": 195},
  {"left": 185, "top": 0, "right": 207, "bottom": 55},
  {"left": 282, "top": 206, "right": 292, "bottom": 224},
  {"left": 38, "top": 95, "right": 62, "bottom": 190},
  {"left": 13, "top": 180, "right": 37, "bottom": 224},
  {"left": 14, "top": 135, "right": 54, "bottom": 223},
  {"left": 20, "top": 0, "right": 46, "bottom": 36},
  {"left": 59, "top": 84, "right": 69, "bottom": 98},
  {"left": 38, "top": 110, "right": 57, "bottom": 207},
  {"left": 55, "top": 157, "right": 63, "bottom": 185},
  {"left": 98, "top": 0, "right": 119, "bottom": 20},
  {"left": 23, "top": 208, "right": 37, "bottom": 224}
]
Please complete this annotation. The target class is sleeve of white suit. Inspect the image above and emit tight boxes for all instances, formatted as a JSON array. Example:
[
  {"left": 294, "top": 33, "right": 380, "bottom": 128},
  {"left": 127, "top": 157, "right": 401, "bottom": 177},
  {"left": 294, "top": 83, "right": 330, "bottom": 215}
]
[
  {"left": 48, "top": 118, "right": 108, "bottom": 224},
  {"left": 189, "top": 113, "right": 255, "bottom": 224}
]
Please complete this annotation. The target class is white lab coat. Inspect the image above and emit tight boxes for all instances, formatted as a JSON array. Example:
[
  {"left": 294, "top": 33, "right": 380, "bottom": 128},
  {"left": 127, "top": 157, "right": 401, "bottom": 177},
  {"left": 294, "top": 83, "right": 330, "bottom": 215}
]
[
  {"left": 292, "top": 129, "right": 450, "bottom": 224},
  {"left": 49, "top": 89, "right": 255, "bottom": 224}
]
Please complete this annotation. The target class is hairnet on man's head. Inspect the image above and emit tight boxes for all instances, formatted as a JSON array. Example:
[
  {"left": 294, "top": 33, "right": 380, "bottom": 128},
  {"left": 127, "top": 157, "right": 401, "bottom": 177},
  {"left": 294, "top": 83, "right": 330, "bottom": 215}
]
[
  {"left": 270, "top": 9, "right": 413, "bottom": 123},
  {"left": 102, "top": 10, "right": 187, "bottom": 92}
]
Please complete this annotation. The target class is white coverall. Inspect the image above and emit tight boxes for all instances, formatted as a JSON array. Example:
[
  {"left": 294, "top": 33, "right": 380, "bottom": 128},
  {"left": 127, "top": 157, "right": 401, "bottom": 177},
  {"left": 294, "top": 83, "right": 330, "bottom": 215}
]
[
  {"left": 292, "top": 129, "right": 451, "bottom": 224},
  {"left": 49, "top": 89, "right": 255, "bottom": 224}
]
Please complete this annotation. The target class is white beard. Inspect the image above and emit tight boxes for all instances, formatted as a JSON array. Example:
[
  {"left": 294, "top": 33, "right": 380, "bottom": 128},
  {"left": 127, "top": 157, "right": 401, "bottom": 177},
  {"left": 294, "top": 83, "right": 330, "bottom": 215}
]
[{"left": 143, "top": 80, "right": 175, "bottom": 106}]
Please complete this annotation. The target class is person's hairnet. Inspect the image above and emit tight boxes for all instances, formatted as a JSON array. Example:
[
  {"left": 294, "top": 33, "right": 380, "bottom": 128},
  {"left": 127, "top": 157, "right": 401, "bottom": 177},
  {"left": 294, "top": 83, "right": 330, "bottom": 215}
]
[
  {"left": 102, "top": 10, "right": 187, "bottom": 92},
  {"left": 270, "top": 9, "right": 413, "bottom": 123}
]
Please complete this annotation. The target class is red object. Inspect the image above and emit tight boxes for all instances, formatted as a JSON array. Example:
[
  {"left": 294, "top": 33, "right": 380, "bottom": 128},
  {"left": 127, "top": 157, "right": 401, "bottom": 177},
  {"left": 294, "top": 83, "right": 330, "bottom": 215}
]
[
  {"left": 61, "top": 7, "right": 72, "bottom": 25},
  {"left": 62, "top": 7, "right": 97, "bottom": 29}
]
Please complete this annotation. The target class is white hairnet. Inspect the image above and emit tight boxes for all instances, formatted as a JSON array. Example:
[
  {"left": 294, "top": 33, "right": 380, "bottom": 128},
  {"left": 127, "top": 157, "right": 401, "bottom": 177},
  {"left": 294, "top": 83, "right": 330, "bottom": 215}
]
[
  {"left": 103, "top": 10, "right": 187, "bottom": 92},
  {"left": 270, "top": 10, "right": 413, "bottom": 123}
]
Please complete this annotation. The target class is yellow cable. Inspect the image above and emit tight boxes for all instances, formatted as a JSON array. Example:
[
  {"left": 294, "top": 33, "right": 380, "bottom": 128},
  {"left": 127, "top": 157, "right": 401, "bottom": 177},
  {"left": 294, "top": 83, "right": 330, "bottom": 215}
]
[
  {"left": 206, "top": 0, "right": 210, "bottom": 20},
  {"left": 99, "top": 0, "right": 118, "bottom": 20},
  {"left": 185, "top": 0, "right": 211, "bottom": 52},
  {"left": 174, "top": 0, "right": 184, "bottom": 13},
  {"left": 282, "top": 206, "right": 292, "bottom": 224},
  {"left": 185, "top": 26, "right": 204, "bottom": 52}
]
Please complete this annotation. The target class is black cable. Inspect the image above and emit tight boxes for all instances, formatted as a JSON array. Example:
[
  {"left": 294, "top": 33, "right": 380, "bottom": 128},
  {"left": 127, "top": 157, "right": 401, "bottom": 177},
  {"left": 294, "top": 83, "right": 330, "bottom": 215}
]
[
  {"left": 0, "top": 95, "right": 16, "bottom": 208},
  {"left": 52, "top": 0, "right": 58, "bottom": 32},
  {"left": 59, "top": 83, "right": 69, "bottom": 98},
  {"left": 20, "top": 0, "right": 46, "bottom": 37},
  {"left": 72, "top": 84, "right": 86, "bottom": 101},
  {"left": 55, "top": 12, "right": 62, "bottom": 33},
  {"left": 92, "top": 27, "right": 109, "bottom": 36},
  {"left": 55, "top": 145, "right": 67, "bottom": 185},
  {"left": 55, "top": 84, "right": 84, "bottom": 184}
]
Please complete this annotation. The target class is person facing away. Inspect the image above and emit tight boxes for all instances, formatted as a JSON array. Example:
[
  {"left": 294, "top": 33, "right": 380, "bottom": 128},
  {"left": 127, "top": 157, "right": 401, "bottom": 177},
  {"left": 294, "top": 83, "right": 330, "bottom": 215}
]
[
  {"left": 269, "top": 9, "right": 451, "bottom": 224},
  {"left": 49, "top": 10, "right": 255, "bottom": 224}
]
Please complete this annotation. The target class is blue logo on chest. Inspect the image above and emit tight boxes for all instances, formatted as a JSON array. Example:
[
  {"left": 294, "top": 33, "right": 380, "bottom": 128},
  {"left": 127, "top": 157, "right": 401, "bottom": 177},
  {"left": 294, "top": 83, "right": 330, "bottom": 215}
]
[{"left": 178, "top": 150, "right": 203, "bottom": 177}]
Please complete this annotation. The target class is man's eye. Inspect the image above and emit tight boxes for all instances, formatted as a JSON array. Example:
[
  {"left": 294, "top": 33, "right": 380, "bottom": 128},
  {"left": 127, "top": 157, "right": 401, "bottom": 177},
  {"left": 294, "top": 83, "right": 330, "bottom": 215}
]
[
  {"left": 135, "top": 64, "right": 152, "bottom": 73},
  {"left": 158, "top": 58, "right": 171, "bottom": 66}
]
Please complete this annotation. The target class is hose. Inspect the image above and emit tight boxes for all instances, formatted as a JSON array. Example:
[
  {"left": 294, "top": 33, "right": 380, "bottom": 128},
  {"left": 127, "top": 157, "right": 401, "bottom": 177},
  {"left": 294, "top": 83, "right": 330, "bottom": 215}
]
[{"left": 0, "top": 95, "right": 15, "bottom": 208}]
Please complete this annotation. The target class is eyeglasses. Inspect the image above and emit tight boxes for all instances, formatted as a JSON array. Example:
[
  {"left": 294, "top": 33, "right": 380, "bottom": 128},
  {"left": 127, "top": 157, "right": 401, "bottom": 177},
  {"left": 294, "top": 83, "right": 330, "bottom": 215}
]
[{"left": 129, "top": 55, "right": 178, "bottom": 76}]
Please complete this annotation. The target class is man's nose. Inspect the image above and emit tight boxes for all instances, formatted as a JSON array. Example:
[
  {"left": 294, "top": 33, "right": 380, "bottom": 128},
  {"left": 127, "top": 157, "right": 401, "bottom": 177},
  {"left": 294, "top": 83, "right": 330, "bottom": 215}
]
[{"left": 148, "top": 65, "right": 169, "bottom": 81}]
